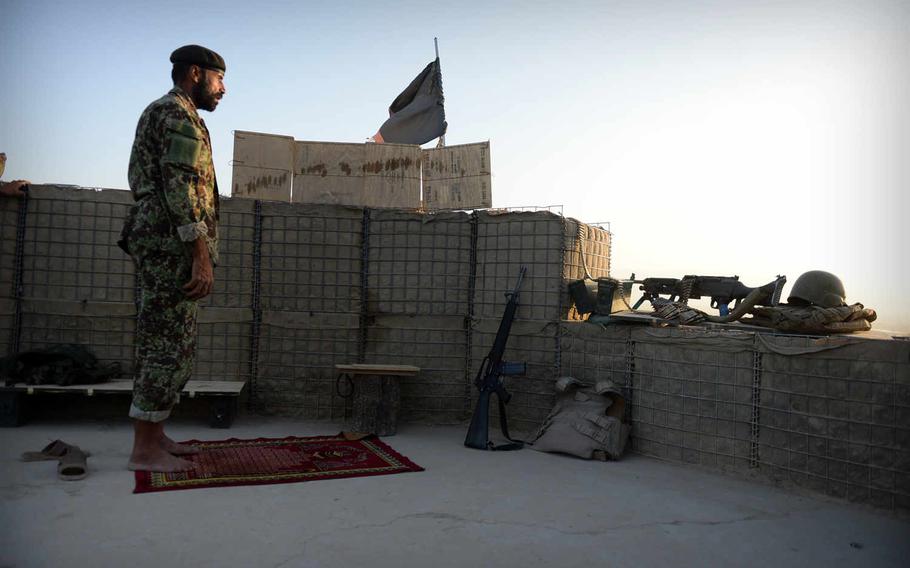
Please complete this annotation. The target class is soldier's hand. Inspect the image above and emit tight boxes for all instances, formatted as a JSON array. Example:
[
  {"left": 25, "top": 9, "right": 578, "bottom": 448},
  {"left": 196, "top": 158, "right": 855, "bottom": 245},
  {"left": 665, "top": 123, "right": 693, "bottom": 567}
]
[
  {"left": 0, "top": 180, "right": 30, "bottom": 198},
  {"left": 183, "top": 239, "right": 214, "bottom": 300}
]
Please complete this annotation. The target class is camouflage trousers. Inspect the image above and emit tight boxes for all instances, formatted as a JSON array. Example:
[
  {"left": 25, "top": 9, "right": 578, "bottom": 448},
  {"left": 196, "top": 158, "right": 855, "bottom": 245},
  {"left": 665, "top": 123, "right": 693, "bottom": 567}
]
[{"left": 126, "top": 202, "right": 198, "bottom": 422}]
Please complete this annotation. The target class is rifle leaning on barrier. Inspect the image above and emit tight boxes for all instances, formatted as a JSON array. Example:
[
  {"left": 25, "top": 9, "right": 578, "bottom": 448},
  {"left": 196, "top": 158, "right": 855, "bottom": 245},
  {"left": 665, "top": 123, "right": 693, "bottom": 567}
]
[{"left": 464, "top": 266, "right": 528, "bottom": 451}]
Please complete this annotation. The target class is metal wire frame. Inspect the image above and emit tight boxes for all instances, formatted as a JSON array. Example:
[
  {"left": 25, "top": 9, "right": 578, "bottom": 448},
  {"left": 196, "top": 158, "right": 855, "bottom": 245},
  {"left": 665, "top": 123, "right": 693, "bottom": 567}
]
[
  {"left": 4, "top": 193, "right": 27, "bottom": 355},
  {"left": 257, "top": 208, "right": 363, "bottom": 314},
  {"left": 20, "top": 196, "right": 134, "bottom": 303},
  {"left": 630, "top": 344, "right": 756, "bottom": 470},
  {"left": 473, "top": 213, "right": 569, "bottom": 322},
  {"left": 559, "top": 323, "right": 909, "bottom": 512},
  {"left": 756, "top": 351, "right": 909, "bottom": 509},
  {"left": 252, "top": 318, "right": 359, "bottom": 419},
  {"left": 194, "top": 320, "right": 252, "bottom": 383},
  {"left": 2, "top": 188, "right": 616, "bottom": 435},
  {"left": 17, "top": 309, "right": 136, "bottom": 372},
  {"left": 197, "top": 206, "right": 257, "bottom": 309},
  {"left": 247, "top": 200, "right": 263, "bottom": 410},
  {"left": 364, "top": 317, "right": 468, "bottom": 423},
  {"left": 365, "top": 212, "right": 474, "bottom": 316}
]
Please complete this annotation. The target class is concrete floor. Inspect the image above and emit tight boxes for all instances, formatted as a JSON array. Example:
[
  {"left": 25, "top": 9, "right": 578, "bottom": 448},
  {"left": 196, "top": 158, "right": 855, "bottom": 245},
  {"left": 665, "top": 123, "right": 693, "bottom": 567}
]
[{"left": 1, "top": 417, "right": 908, "bottom": 568}]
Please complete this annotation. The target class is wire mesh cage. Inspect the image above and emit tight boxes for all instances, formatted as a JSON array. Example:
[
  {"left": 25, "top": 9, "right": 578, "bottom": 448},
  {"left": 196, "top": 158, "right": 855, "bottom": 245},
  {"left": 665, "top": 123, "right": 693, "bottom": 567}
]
[
  {"left": 18, "top": 302, "right": 137, "bottom": 374},
  {"left": 366, "top": 210, "right": 473, "bottom": 316},
  {"left": 198, "top": 198, "right": 256, "bottom": 309},
  {"left": 258, "top": 202, "right": 363, "bottom": 314},
  {"left": 631, "top": 330, "right": 756, "bottom": 470},
  {"left": 253, "top": 312, "right": 360, "bottom": 418},
  {"left": 21, "top": 188, "right": 134, "bottom": 304},
  {"left": 365, "top": 314, "right": 468, "bottom": 423},
  {"left": 757, "top": 335, "right": 910, "bottom": 509}
]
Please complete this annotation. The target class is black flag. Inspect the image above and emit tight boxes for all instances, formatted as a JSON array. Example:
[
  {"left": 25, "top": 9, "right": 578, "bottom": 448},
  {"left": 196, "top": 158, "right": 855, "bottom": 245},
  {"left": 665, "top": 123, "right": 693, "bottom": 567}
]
[{"left": 374, "top": 58, "right": 447, "bottom": 145}]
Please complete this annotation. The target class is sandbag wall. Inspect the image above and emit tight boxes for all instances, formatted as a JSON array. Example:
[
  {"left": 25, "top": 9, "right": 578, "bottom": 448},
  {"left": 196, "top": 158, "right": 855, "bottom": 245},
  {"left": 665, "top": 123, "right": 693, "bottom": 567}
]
[
  {"left": 0, "top": 186, "right": 611, "bottom": 430},
  {"left": 559, "top": 322, "right": 910, "bottom": 513}
]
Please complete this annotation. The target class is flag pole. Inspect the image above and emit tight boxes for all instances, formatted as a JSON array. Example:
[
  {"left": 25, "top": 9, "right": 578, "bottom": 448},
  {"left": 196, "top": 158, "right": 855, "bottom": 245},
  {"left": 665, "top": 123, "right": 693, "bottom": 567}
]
[{"left": 434, "top": 37, "right": 445, "bottom": 148}]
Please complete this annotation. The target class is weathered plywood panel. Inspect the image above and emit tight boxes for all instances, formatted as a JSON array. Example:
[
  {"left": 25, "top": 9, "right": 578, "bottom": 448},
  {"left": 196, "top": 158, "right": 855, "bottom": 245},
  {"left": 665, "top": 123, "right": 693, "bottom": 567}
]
[
  {"left": 232, "top": 130, "right": 295, "bottom": 171},
  {"left": 231, "top": 131, "right": 294, "bottom": 200},
  {"left": 362, "top": 143, "right": 421, "bottom": 209},
  {"left": 422, "top": 142, "right": 492, "bottom": 209},
  {"left": 231, "top": 165, "right": 292, "bottom": 201},
  {"left": 292, "top": 141, "right": 364, "bottom": 205}
]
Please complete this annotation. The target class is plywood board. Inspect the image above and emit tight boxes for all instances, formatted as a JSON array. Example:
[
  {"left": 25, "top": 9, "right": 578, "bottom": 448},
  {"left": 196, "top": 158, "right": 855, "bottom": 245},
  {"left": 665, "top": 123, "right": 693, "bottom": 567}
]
[
  {"left": 231, "top": 131, "right": 294, "bottom": 200},
  {"left": 232, "top": 130, "right": 295, "bottom": 171},
  {"left": 231, "top": 165, "right": 292, "bottom": 201},
  {"left": 292, "top": 141, "right": 364, "bottom": 205},
  {"left": 422, "top": 142, "right": 492, "bottom": 209},
  {"left": 362, "top": 143, "right": 421, "bottom": 208}
]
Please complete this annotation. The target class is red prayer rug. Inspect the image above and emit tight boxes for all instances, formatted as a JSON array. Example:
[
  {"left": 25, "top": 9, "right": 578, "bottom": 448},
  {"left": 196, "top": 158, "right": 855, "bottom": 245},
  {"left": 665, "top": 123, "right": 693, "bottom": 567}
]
[{"left": 133, "top": 433, "right": 424, "bottom": 494}]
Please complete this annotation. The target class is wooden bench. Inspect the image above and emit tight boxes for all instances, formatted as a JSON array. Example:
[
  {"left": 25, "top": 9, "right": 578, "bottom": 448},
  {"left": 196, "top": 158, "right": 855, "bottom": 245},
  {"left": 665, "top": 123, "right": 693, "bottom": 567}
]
[
  {"left": 335, "top": 364, "right": 420, "bottom": 436},
  {"left": 0, "top": 379, "right": 246, "bottom": 428}
]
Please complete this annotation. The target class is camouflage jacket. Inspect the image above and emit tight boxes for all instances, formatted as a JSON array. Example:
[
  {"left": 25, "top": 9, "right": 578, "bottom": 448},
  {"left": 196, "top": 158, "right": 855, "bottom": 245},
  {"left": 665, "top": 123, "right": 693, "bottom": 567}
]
[{"left": 127, "top": 87, "right": 219, "bottom": 264}]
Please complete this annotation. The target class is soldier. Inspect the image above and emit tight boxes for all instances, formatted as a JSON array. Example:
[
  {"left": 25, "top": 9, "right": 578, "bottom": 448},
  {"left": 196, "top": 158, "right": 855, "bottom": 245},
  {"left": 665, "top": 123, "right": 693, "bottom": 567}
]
[{"left": 120, "top": 45, "right": 226, "bottom": 472}]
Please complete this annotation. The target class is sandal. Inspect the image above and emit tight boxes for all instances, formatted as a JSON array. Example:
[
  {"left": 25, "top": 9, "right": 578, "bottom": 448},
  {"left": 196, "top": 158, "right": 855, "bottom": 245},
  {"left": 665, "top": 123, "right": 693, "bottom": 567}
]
[
  {"left": 21, "top": 439, "right": 89, "bottom": 481},
  {"left": 57, "top": 447, "right": 88, "bottom": 481},
  {"left": 21, "top": 440, "right": 85, "bottom": 461}
]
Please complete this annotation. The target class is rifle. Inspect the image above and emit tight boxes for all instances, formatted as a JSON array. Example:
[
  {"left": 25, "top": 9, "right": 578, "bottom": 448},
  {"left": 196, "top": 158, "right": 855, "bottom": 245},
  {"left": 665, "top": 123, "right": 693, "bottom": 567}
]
[
  {"left": 464, "top": 266, "right": 528, "bottom": 451},
  {"left": 633, "top": 274, "right": 786, "bottom": 318}
]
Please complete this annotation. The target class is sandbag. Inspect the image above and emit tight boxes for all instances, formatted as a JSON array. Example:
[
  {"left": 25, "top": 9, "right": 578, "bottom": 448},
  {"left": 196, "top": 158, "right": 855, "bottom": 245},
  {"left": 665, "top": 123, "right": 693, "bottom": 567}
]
[{"left": 746, "top": 303, "right": 877, "bottom": 333}]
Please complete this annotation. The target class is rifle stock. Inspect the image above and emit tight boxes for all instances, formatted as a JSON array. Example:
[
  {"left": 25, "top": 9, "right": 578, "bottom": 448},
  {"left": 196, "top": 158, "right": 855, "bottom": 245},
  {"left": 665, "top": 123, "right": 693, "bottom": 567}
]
[{"left": 464, "top": 389, "right": 492, "bottom": 449}]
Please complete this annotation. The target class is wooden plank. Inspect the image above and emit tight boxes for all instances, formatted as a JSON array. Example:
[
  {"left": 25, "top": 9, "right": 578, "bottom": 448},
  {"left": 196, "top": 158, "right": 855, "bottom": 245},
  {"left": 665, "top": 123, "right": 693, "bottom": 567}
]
[
  {"left": 362, "top": 143, "right": 421, "bottom": 208},
  {"left": 421, "top": 142, "right": 492, "bottom": 209},
  {"left": 335, "top": 364, "right": 420, "bottom": 376},
  {"left": 231, "top": 165, "right": 292, "bottom": 201},
  {"left": 231, "top": 131, "right": 294, "bottom": 200},
  {"left": 232, "top": 130, "right": 295, "bottom": 171},
  {"left": 292, "top": 141, "right": 365, "bottom": 205},
  {"left": 2, "top": 379, "right": 246, "bottom": 396}
]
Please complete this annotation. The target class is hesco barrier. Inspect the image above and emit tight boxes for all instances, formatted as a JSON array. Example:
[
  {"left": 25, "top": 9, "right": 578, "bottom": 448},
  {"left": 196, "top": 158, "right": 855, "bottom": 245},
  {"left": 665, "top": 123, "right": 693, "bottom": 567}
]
[
  {"left": 559, "top": 322, "right": 910, "bottom": 512},
  {"left": 0, "top": 185, "right": 610, "bottom": 427},
  {"left": 4, "top": 185, "right": 905, "bottom": 513}
]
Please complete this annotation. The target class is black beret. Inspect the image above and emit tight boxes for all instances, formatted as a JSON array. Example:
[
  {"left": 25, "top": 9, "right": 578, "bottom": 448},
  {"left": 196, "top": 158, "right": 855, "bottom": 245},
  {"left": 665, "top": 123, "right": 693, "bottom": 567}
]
[{"left": 170, "top": 44, "right": 226, "bottom": 73}]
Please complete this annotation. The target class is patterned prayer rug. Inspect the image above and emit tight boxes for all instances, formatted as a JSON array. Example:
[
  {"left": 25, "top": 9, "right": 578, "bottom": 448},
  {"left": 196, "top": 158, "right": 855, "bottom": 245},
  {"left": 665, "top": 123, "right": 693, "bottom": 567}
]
[{"left": 133, "top": 433, "right": 424, "bottom": 494}]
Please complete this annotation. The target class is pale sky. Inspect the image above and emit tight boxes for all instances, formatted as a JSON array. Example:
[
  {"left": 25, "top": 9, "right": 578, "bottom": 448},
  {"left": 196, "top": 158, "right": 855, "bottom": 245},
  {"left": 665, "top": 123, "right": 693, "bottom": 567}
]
[{"left": 1, "top": 0, "right": 907, "bottom": 332}]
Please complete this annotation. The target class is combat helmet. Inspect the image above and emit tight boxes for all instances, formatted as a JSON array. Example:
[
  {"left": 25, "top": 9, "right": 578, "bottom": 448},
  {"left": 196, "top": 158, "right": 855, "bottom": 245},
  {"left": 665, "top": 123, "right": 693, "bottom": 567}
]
[{"left": 787, "top": 270, "right": 846, "bottom": 308}]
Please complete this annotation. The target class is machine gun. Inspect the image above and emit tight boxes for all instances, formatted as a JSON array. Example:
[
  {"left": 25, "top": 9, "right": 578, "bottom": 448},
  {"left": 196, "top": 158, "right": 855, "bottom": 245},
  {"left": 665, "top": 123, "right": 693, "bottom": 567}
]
[
  {"left": 464, "top": 267, "right": 528, "bottom": 451},
  {"left": 633, "top": 274, "right": 787, "bottom": 318}
]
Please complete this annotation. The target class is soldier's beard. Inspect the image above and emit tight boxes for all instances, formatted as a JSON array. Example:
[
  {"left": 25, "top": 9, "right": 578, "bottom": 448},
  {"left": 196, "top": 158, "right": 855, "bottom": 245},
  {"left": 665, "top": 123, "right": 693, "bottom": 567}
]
[{"left": 192, "top": 80, "right": 221, "bottom": 112}]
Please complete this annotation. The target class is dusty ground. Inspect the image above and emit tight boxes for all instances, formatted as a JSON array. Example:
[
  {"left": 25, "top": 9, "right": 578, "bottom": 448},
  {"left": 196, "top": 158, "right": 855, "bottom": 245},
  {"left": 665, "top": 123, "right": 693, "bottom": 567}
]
[{"left": 2, "top": 416, "right": 908, "bottom": 568}]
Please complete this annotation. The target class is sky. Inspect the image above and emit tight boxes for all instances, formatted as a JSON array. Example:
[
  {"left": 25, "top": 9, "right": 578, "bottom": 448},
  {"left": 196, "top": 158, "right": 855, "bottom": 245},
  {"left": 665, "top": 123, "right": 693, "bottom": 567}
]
[{"left": 1, "top": 0, "right": 908, "bottom": 332}]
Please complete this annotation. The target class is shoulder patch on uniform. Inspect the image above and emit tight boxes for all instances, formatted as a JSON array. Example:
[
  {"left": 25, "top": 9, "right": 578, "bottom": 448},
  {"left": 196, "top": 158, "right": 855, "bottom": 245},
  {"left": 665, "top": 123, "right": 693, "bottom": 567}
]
[{"left": 164, "top": 117, "right": 202, "bottom": 168}]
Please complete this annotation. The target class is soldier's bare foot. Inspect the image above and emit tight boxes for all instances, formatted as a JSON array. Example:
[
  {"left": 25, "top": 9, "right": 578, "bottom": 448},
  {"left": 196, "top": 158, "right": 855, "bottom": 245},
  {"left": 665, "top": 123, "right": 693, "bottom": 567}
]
[
  {"left": 161, "top": 434, "right": 199, "bottom": 456},
  {"left": 128, "top": 447, "right": 196, "bottom": 472}
]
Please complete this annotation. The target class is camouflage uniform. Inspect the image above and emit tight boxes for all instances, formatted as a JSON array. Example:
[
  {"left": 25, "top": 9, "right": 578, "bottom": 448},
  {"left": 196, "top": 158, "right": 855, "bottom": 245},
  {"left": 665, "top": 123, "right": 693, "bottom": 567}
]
[{"left": 122, "top": 86, "right": 219, "bottom": 422}]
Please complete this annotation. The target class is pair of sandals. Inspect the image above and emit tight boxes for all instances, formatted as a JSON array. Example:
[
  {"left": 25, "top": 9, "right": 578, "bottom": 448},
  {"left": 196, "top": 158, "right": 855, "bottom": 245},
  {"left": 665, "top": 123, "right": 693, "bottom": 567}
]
[{"left": 21, "top": 439, "right": 89, "bottom": 481}]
